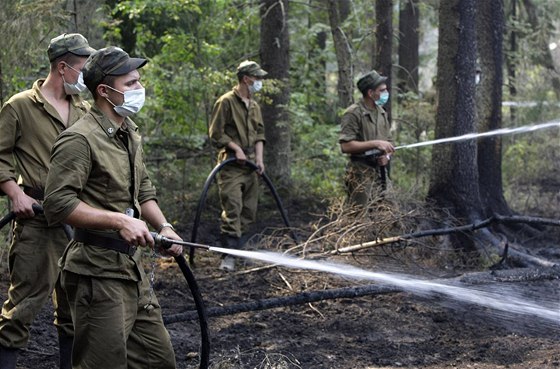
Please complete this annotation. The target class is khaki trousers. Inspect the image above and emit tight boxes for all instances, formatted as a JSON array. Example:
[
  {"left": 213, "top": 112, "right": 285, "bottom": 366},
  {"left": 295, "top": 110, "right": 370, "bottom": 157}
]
[
  {"left": 0, "top": 216, "right": 72, "bottom": 348},
  {"left": 217, "top": 164, "right": 259, "bottom": 238},
  {"left": 61, "top": 270, "right": 176, "bottom": 369},
  {"left": 345, "top": 161, "right": 385, "bottom": 207}
]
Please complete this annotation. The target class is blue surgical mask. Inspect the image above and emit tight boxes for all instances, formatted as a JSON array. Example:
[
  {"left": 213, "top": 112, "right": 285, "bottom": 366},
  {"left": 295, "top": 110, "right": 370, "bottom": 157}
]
[
  {"left": 375, "top": 91, "right": 389, "bottom": 106},
  {"left": 249, "top": 79, "right": 263, "bottom": 94},
  {"left": 62, "top": 63, "right": 87, "bottom": 95},
  {"left": 104, "top": 85, "right": 146, "bottom": 117}
]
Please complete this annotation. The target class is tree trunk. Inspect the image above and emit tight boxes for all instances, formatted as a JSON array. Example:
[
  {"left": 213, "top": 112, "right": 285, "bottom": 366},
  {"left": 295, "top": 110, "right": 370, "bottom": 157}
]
[
  {"left": 397, "top": 0, "right": 419, "bottom": 95},
  {"left": 375, "top": 0, "right": 393, "bottom": 121},
  {"left": 308, "top": 0, "right": 328, "bottom": 119},
  {"left": 475, "top": 0, "right": 511, "bottom": 217},
  {"left": 521, "top": 0, "right": 560, "bottom": 98},
  {"left": 428, "top": 0, "right": 482, "bottom": 250},
  {"left": 327, "top": 0, "right": 354, "bottom": 110},
  {"left": 505, "top": 0, "right": 518, "bottom": 123},
  {"left": 260, "top": 0, "right": 291, "bottom": 187}
]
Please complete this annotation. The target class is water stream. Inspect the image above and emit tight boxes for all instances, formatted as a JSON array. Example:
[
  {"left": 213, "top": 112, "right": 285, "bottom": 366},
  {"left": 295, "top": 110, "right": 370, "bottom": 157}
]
[
  {"left": 395, "top": 120, "right": 560, "bottom": 150},
  {"left": 210, "top": 247, "right": 560, "bottom": 324}
]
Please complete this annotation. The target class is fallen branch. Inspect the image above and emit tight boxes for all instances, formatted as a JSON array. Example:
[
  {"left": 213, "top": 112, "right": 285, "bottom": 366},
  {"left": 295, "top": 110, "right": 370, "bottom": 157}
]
[
  {"left": 164, "top": 266, "right": 560, "bottom": 324},
  {"left": 330, "top": 215, "right": 559, "bottom": 255}
]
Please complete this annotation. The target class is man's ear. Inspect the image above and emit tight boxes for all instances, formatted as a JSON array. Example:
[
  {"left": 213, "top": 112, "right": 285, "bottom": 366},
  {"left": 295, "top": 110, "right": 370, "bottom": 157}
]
[
  {"left": 57, "top": 61, "right": 67, "bottom": 76},
  {"left": 97, "top": 84, "right": 108, "bottom": 98}
]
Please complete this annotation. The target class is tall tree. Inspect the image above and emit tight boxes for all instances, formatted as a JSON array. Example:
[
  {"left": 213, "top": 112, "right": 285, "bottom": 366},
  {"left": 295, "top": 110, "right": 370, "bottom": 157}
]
[
  {"left": 327, "top": 0, "right": 353, "bottom": 109},
  {"left": 260, "top": 0, "right": 291, "bottom": 186},
  {"left": 375, "top": 0, "right": 393, "bottom": 120},
  {"left": 476, "top": 0, "right": 511, "bottom": 216},
  {"left": 397, "top": 0, "right": 419, "bottom": 95},
  {"left": 428, "top": 0, "right": 482, "bottom": 250}
]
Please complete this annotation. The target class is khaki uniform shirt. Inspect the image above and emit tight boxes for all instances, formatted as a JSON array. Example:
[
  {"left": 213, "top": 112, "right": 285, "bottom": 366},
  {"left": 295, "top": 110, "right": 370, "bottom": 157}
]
[
  {"left": 208, "top": 87, "right": 266, "bottom": 162},
  {"left": 339, "top": 99, "right": 392, "bottom": 145},
  {"left": 44, "top": 105, "right": 157, "bottom": 281},
  {"left": 0, "top": 79, "right": 89, "bottom": 192}
]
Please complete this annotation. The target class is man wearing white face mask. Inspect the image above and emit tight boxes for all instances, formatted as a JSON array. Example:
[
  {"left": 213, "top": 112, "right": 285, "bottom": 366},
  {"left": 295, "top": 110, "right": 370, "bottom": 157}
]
[
  {"left": 0, "top": 32, "right": 94, "bottom": 369},
  {"left": 44, "top": 46, "right": 181, "bottom": 369},
  {"left": 339, "top": 70, "right": 395, "bottom": 207},
  {"left": 209, "top": 60, "right": 267, "bottom": 272}
]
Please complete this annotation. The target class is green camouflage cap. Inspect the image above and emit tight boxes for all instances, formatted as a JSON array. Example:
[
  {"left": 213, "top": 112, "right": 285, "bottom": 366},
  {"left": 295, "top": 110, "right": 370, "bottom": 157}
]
[
  {"left": 83, "top": 46, "right": 148, "bottom": 92},
  {"left": 236, "top": 60, "right": 268, "bottom": 78},
  {"left": 357, "top": 70, "right": 388, "bottom": 93},
  {"left": 47, "top": 33, "right": 95, "bottom": 62}
]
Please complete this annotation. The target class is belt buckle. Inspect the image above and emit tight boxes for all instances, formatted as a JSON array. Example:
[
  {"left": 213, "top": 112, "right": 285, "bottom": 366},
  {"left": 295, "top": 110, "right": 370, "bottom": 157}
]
[{"left": 127, "top": 245, "right": 137, "bottom": 256}]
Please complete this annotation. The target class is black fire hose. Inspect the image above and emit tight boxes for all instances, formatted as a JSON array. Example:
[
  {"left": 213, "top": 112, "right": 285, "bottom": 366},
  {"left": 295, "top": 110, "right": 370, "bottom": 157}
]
[
  {"left": 189, "top": 157, "right": 297, "bottom": 264},
  {"left": 0, "top": 203, "right": 44, "bottom": 230}
]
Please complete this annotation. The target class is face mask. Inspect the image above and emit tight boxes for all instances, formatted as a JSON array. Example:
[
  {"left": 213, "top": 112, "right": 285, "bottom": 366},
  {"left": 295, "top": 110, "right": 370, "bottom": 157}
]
[
  {"left": 62, "top": 64, "right": 87, "bottom": 95},
  {"left": 375, "top": 91, "right": 389, "bottom": 106},
  {"left": 105, "top": 86, "right": 146, "bottom": 117},
  {"left": 249, "top": 79, "right": 263, "bottom": 94}
]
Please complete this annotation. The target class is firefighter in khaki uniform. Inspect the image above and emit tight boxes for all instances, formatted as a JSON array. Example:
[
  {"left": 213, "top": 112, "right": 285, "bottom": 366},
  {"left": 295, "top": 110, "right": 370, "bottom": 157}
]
[
  {"left": 209, "top": 60, "right": 267, "bottom": 272},
  {"left": 0, "top": 33, "right": 94, "bottom": 369},
  {"left": 339, "top": 70, "right": 395, "bottom": 207},
  {"left": 44, "top": 47, "right": 182, "bottom": 369}
]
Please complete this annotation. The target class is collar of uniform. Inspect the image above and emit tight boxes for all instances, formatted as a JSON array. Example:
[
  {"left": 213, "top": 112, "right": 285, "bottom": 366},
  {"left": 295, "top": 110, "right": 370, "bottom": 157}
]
[
  {"left": 31, "top": 78, "right": 89, "bottom": 111},
  {"left": 358, "top": 98, "right": 382, "bottom": 116},
  {"left": 233, "top": 86, "right": 253, "bottom": 106},
  {"left": 90, "top": 105, "right": 126, "bottom": 138},
  {"left": 30, "top": 79, "right": 47, "bottom": 105}
]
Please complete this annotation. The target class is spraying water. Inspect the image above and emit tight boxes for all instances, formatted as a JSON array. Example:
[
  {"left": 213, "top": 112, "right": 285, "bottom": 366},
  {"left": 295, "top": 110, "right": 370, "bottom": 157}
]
[
  {"left": 395, "top": 120, "right": 560, "bottom": 150},
  {"left": 210, "top": 247, "right": 560, "bottom": 324}
]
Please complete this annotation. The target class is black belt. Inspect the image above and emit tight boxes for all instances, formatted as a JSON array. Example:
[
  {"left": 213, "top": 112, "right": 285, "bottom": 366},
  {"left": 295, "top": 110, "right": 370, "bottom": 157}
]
[
  {"left": 73, "top": 228, "right": 137, "bottom": 256},
  {"left": 349, "top": 156, "right": 378, "bottom": 168},
  {"left": 226, "top": 146, "right": 255, "bottom": 155},
  {"left": 23, "top": 187, "right": 44, "bottom": 200}
]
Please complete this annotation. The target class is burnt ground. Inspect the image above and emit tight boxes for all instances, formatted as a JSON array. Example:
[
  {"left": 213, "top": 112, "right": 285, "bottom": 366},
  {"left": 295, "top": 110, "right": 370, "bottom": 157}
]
[{"left": 2, "top": 198, "right": 560, "bottom": 369}]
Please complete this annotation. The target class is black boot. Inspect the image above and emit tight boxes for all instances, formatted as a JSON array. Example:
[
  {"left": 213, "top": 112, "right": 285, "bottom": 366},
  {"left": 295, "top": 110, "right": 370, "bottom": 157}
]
[
  {"left": 58, "top": 334, "right": 73, "bottom": 369},
  {"left": 0, "top": 345, "right": 18, "bottom": 369}
]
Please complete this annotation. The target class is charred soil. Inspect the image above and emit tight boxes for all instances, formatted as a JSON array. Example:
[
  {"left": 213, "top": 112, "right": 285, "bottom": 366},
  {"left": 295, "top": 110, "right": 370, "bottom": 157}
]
[{"left": 3, "top": 198, "right": 560, "bottom": 369}]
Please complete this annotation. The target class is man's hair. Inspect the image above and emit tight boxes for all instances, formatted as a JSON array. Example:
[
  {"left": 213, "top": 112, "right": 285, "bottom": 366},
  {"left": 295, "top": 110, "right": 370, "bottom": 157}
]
[
  {"left": 49, "top": 53, "right": 85, "bottom": 71},
  {"left": 91, "top": 75, "right": 118, "bottom": 100}
]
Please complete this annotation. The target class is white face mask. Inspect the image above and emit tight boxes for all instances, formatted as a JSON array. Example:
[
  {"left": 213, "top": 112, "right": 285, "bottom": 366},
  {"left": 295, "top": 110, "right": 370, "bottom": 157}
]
[
  {"left": 62, "top": 64, "right": 87, "bottom": 95},
  {"left": 105, "top": 86, "right": 146, "bottom": 117},
  {"left": 249, "top": 79, "right": 263, "bottom": 94}
]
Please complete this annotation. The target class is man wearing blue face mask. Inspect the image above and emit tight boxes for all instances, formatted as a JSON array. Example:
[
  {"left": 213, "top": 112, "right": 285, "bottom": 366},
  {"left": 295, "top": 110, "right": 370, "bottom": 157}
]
[
  {"left": 44, "top": 46, "right": 182, "bottom": 368},
  {"left": 339, "top": 70, "right": 395, "bottom": 207},
  {"left": 0, "top": 32, "right": 94, "bottom": 369},
  {"left": 209, "top": 60, "right": 267, "bottom": 272}
]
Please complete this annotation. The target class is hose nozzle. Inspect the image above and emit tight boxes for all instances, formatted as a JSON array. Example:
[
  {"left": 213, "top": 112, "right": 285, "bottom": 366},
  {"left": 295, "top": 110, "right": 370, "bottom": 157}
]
[{"left": 151, "top": 232, "right": 210, "bottom": 251}]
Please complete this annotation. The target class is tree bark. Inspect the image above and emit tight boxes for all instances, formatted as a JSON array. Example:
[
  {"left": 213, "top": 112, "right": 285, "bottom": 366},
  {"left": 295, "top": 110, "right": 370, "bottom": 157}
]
[
  {"left": 375, "top": 0, "right": 393, "bottom": 120},
  {"left": 521, "top": 0, "right": 560, "bottom": 98},
  {"left": 428, "top": 0, "right": 482, "bottom": 250},
  {"left": 260, "top": 0, "right": 292, "bottom": 186},
  {"left": 475, "top": 0, "right": 511, "bottom": 217},
  {"left": 327, "top": 0, "right": 354, "bottom": 110},
  {"left": 397, "top": 0, "right": 419, "bottom": 95}
]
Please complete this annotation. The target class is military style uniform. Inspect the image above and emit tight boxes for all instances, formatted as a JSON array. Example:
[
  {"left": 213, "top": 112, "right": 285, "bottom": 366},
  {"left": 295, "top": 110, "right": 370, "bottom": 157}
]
[
  {"left": 208, "top": 87, "right": 266, "bottom": 240},
  {"left": 339, "top": 98, "right": 392, "bottom": 206},
  {"left": 44, "top": 106, "right": 176, "bottom": 369},
  {"left": 0, "top": 79, "right": 89, "bottom": 348}
]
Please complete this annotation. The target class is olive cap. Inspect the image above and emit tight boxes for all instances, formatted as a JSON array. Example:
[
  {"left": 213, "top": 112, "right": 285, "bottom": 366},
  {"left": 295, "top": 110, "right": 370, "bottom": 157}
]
[
  {"left": 47, "top": 33, "right": 95, "bottom": 62},
  {"left": 83, "top": 46, "right": 147, "bottom": 92},
  {"left": 237, "top": 60, "right": 268, "bottom": 78},
  {"left": 357, "top": 70, "right": 388, "bottom": 93}
]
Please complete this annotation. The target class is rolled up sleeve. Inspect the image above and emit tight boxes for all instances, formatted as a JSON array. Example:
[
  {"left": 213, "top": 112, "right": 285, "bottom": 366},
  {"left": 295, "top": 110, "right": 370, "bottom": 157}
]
[
  {"left": 0, "top": 104, "right": 19, "bottom": 186},
  {"left": 209, "top": 98, "right": 233, "bottom": 148},
  {"left": 339, "top": 110, "right": 360, "bottom": 143},
  {"left": 44, "top": 133, "right": 91, "bottom": 225}
]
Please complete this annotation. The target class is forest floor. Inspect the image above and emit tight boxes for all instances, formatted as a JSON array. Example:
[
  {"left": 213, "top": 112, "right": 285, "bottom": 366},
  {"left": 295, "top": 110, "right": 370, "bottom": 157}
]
[{"left": 3, "top": 196, "right": 560, "bottom": 369}]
